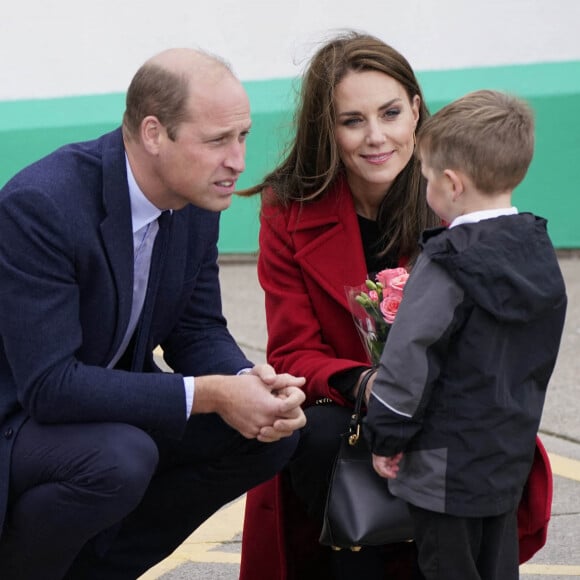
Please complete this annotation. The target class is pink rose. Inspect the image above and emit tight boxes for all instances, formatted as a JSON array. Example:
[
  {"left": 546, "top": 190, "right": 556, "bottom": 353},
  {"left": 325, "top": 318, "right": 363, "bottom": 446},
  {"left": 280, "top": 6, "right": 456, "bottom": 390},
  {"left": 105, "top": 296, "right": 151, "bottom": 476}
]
[
  {"left": 369, "top": 290, "right": 379, "bottom": 302},
  {"left": 375, "top": 268, "right": 409, "bottom": 324},
  {"left": 389, "top": 273, "right": 409, "bottom": 294},
  {"left": 380, "top": 294, "right": 402, "bottom": 324},
  {"left": 375, "top": 267, "right": 408, "bottom": 290}
]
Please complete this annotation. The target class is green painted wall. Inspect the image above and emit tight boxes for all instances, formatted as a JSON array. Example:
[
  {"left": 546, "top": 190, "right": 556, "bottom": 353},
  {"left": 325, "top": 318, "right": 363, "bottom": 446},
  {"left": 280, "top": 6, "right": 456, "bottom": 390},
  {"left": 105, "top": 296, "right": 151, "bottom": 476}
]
[{"left": 1, "top": 61, "right": 579, "bottom": 251}]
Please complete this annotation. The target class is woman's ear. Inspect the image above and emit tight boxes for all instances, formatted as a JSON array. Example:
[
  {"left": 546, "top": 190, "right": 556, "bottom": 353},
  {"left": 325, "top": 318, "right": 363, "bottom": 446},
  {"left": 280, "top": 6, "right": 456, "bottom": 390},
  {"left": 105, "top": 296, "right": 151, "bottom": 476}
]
[{"left": 411, "top": 95, "right": 421, "bottom": 126}]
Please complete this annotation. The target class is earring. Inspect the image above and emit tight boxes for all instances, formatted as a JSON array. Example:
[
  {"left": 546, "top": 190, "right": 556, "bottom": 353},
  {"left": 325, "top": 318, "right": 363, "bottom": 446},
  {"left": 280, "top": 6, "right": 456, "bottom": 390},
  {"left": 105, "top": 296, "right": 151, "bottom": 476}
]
[{"left": 413, "top": 131, "right": 416, "bottom": 149}]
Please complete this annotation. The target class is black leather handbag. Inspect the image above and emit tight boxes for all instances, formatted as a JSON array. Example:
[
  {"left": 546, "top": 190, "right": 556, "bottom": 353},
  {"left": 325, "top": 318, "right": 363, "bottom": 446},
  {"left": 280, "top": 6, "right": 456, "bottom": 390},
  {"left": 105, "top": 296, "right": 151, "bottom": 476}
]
[{"left": 319, "top": 371, "right": 414, "bottom": 550}]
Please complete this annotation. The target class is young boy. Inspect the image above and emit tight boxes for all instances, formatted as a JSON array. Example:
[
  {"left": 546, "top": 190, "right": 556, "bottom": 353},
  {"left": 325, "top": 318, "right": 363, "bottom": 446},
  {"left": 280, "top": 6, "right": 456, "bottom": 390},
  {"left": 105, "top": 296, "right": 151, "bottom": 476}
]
[{"left": 363, "top": 90, "right": 567, "bottom": 580}]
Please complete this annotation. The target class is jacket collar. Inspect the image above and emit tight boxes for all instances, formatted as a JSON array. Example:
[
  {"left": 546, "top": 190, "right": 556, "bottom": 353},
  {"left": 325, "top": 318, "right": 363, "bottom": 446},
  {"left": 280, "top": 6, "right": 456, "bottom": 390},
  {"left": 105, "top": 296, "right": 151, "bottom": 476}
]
[{"left": 286, "top": 175, "right": 369, "bottom": 308}]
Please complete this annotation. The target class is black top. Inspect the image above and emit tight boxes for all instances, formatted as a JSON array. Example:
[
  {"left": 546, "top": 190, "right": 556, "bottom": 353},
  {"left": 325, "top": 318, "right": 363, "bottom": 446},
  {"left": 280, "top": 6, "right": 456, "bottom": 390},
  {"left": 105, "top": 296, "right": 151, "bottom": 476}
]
[{"left": 329, "top": 214, "right": 398, "bottom": 397}]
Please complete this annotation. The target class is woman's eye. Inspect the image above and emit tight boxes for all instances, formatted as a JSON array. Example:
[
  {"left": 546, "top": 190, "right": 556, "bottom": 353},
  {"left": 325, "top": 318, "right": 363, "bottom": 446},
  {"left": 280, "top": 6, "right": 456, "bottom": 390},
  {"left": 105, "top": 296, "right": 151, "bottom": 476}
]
[
  {"left": 342, "top": 117, "right": 362, "bottom": 127},
  {"left": 384, "top": 108, "right": 401, "bottom": 119}
]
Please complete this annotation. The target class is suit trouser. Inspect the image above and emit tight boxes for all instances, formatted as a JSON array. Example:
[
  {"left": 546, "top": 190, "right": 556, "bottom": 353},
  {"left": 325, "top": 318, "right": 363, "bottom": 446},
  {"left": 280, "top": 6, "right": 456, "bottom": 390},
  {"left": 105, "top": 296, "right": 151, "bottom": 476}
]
[
  {"left": 408, "top": 504, "right": 519, "bottom": 580},
  {"left": 0, "top": 414, "right": 298, "bottom": 580}
]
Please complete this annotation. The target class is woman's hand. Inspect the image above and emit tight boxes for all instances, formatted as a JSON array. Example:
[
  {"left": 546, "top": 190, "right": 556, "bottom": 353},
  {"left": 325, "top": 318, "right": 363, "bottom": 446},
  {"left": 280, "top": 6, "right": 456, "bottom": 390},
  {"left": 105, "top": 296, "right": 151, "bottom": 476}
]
[{"left": 351, "top": 368, "right": 376, "bottom": 404}]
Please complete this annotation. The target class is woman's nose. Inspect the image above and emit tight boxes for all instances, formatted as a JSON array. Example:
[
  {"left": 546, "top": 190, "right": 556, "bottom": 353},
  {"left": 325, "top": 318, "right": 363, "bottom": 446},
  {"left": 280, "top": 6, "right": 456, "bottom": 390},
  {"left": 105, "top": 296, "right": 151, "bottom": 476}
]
[{"left": 365, "top": 122, "right": 387, "bottom": 145}]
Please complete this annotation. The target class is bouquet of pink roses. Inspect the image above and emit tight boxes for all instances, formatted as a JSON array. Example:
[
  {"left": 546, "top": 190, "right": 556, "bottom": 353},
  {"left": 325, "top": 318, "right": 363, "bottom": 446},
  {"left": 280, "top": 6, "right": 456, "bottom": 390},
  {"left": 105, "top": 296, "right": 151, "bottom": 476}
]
[{"left": 345, "top": 267, "right": 409, "bottom": 366}]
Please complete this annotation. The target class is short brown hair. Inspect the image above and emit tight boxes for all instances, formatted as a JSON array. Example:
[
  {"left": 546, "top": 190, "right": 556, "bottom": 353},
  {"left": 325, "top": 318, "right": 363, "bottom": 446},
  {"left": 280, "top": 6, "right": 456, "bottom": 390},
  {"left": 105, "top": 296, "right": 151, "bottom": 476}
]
[
  {"left": 122, "top": 64, "right": 191, "bottom": 141},
  {"left": 122, "top": 50, "right": 233, "bottom": 142},
  {"left": 417, "top": 89, "right": 535, "bottom": 193}
]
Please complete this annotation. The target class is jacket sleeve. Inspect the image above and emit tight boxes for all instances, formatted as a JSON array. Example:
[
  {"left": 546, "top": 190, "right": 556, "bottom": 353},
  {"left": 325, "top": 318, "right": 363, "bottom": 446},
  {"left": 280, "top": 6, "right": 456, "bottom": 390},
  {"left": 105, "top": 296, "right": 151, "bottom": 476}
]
[
  {"left": 258, "top": 199, "right": 365, "bottom": 407},
  {"left": 0, "top": 183, "right": 187, "bottom": 438},
  {"left": 161, "top": 212, "right": 253, "bottom": 377},
  {"left": 364, "top": 255, "right": 464, "bottom": 456}
]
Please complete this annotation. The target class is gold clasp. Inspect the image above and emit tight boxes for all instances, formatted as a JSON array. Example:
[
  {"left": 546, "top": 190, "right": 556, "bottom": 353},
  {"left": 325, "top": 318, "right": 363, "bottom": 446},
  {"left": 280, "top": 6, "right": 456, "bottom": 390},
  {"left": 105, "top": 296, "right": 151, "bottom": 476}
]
[{"left": 348, "top": 423, "right": 360, "bottom": 446}]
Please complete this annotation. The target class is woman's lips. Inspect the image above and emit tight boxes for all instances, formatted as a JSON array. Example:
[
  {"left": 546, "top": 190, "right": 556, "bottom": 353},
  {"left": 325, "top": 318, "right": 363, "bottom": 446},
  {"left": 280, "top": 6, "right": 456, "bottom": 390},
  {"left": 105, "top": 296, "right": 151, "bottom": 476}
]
[{"left": 361, "top": 151, "right": 394, "bottom": 164}]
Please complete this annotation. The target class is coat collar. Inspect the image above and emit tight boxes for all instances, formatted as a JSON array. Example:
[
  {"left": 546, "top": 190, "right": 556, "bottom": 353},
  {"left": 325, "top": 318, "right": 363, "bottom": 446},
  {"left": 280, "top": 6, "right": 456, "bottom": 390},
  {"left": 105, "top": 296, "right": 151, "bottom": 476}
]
[{"left": 286, "top": 176, "right": 369, "bottom": 309}]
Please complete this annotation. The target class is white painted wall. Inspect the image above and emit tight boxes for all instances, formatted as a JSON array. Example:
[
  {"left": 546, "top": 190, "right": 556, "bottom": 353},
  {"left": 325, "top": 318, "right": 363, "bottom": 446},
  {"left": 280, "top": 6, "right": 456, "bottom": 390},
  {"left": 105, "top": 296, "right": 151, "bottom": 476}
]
[{"left": 2, "top": 0, "right": 579, "bottom": 100}]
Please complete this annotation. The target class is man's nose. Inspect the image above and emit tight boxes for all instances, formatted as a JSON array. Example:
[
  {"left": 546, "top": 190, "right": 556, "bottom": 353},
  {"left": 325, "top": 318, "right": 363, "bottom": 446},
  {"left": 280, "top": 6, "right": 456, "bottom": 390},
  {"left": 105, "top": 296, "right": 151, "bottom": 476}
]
[{"left": 226, "top": 142, "right": 246, "bottom": 173}]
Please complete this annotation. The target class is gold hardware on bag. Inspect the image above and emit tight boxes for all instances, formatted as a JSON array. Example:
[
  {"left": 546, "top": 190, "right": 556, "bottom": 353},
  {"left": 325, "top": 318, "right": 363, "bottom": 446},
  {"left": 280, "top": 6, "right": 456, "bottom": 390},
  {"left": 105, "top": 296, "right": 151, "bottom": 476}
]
[
  {"left": 319, "top": 366, "right": 415, "bottom": 551},
  {"left": 348, "top": 423, "right": 360, "bottom": 446}
]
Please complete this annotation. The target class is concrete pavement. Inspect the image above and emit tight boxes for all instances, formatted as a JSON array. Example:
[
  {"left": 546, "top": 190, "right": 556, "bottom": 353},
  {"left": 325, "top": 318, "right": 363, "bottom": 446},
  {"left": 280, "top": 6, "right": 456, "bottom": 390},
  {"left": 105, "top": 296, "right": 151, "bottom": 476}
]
[{"left": 141, "top": 255, "right": 580, "bottom": 579}]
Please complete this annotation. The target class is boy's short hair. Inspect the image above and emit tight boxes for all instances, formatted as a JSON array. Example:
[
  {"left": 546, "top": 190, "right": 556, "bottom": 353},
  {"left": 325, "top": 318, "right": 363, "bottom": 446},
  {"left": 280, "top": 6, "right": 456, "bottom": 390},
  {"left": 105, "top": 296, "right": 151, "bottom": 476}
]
[{"left": 416, "top": 89, "right": 535, "bottom": 193}]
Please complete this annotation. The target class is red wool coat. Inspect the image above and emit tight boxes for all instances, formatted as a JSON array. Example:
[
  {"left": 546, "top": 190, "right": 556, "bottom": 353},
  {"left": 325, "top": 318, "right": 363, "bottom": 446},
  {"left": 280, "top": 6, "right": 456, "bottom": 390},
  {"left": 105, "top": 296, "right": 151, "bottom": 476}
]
[{"left": 240, "top": 178, "right": 553, "bottom": 579}]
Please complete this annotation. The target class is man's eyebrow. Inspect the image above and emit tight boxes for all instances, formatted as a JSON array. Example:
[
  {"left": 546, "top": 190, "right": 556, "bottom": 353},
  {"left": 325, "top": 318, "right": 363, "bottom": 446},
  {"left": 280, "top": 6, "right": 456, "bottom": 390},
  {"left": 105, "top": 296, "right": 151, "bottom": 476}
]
[{"left": 205, "top": 122, "right": 252, "bottom": 140}]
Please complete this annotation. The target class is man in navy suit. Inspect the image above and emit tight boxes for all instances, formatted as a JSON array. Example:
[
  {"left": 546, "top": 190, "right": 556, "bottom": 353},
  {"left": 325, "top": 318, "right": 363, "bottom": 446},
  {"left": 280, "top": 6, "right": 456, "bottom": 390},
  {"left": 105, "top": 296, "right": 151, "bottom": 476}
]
[{"left": 0, "top": 48, "right": 306, "bottom": 579}]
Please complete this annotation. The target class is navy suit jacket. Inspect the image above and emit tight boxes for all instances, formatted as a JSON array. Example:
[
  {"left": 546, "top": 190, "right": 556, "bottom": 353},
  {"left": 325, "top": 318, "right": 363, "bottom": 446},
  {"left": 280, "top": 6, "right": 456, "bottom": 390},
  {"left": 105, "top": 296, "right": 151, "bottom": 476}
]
[{"left": 0, "top": 128, "right": 252, "bottom": 535}]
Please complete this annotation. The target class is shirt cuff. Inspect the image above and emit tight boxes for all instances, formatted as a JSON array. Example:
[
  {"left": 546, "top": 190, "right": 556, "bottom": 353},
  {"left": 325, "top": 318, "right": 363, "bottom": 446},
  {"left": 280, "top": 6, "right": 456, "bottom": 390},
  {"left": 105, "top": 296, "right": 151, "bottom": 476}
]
[{"left": 184, "top": 376, "right": 195, "bottom": 418}]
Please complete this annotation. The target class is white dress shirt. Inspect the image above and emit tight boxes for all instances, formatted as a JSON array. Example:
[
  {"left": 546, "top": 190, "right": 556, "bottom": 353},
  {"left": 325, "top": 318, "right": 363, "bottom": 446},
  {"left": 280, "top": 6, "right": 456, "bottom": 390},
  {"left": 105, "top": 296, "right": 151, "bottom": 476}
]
[
  {"left": 106, "top": 156, "right": 194, "bottom": 417},
  {"left": 449, "top": 206, "right": 518, "bottom": 228}
]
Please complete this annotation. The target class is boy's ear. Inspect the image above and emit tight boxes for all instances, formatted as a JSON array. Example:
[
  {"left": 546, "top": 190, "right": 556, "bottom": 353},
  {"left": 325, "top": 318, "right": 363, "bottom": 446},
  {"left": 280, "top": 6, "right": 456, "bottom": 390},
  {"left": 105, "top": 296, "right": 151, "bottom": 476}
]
[{"left": 443, "top": 169, "right": 465, "bottom": 201}]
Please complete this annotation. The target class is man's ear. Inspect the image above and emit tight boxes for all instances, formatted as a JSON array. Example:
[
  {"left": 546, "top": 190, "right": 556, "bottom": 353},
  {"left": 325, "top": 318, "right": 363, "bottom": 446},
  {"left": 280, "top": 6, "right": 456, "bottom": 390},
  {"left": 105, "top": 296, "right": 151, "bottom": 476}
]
[
  {"left": 140, "top": 116, "right": 163, "bottom": 155},
  {"left": 443, "top": 169, "right": 465, "bottom": 201}
]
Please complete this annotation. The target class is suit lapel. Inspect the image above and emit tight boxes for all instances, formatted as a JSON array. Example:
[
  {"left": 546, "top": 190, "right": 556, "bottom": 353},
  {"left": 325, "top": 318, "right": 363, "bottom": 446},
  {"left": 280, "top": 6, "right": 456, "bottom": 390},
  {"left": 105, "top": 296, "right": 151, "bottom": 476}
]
[{"left": 99, "top": 130, "right": 134, "bottom": 364}]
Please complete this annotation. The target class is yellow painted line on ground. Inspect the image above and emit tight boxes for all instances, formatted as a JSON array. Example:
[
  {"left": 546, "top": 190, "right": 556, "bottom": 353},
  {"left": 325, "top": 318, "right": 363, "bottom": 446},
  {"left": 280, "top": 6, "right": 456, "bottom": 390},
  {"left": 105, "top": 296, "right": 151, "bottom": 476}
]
[
  {"left": 138, "top": 496, "right": 245, "bottom": 579},
  {"left": 521, "top": 564, "right": 580, "bottom": 576},
  {"left": 549, "top": 452, "right": 580, "bottom": 482},
  {"left": 167, "top": 544, "right": 241, "bottom": 564},
  {"left": 138, "top": 555, "right": 191, "bottom": 580},
  {"left": 139, "top": 452, "right": 580, "bottom": 578}
]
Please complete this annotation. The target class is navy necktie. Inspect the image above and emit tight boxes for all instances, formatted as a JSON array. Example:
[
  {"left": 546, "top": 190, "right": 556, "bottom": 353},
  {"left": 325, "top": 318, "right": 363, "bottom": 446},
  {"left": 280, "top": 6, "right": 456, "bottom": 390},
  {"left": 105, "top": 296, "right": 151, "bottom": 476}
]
[{"left": 131, "top": 210, "right": 172, "bottom": 371}]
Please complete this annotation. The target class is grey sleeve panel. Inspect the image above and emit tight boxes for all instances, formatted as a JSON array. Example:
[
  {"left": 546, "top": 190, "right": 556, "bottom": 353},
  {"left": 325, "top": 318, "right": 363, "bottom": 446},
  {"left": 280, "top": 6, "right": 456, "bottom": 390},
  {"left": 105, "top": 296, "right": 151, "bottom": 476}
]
[
  {"left": 389, "top": 447, "right": 448, "bottom": 513},
  {"left": 370, "top": 255, "right": 465, "bottom": 419}
]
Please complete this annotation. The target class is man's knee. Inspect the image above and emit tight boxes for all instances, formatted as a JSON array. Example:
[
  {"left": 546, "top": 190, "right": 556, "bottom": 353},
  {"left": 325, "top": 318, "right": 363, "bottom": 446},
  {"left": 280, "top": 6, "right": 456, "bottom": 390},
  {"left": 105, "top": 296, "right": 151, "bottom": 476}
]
[
  {"left": 74, "top": 423, "right": 158, "bottom": 517},
  {"left": 257, "top": 430, "right": 300, "bottom": 475}
]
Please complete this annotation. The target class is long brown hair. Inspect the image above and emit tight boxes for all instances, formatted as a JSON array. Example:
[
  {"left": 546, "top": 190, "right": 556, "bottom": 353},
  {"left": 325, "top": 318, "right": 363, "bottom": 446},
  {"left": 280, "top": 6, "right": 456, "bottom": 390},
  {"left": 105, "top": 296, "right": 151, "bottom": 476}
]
[{"left": 240, "top": 30, "right": 439, "bottom": 260}]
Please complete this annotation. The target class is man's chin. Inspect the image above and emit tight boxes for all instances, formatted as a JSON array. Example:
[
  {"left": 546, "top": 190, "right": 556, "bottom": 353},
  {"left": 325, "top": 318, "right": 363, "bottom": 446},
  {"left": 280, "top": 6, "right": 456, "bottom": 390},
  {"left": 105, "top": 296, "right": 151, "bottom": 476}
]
[{"left": 188, "top": 196, "right": 233, "bottom": 213}]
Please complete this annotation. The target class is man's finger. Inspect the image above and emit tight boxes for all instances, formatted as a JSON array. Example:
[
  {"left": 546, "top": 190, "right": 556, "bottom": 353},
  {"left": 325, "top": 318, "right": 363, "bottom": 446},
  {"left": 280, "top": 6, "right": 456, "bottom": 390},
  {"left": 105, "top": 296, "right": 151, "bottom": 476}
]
[
  {"left": 276, "top": 388, "right": 306, "bottom": 412},
  {"left": 272, "top": 415, "right": 306, "bottom": 432}
]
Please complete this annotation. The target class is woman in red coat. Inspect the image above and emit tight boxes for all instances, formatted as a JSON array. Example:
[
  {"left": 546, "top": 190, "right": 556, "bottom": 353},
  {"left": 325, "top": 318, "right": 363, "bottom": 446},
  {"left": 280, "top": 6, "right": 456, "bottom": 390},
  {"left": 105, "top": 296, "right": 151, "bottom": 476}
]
[{"left": 240, "top": 31, "right": 553, "bottom": 579}]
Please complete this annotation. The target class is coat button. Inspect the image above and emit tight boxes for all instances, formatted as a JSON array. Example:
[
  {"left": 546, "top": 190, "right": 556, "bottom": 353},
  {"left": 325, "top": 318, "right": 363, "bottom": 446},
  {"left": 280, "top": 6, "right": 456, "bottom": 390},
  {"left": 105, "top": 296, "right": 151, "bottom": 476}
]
[{"left": 4, "top": 427, "right": 13, "bottom": 439}]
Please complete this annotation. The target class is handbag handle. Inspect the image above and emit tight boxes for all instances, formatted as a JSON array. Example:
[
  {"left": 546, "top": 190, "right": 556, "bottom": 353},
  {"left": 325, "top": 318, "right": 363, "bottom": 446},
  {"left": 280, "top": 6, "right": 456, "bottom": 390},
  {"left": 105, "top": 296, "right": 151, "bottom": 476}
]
[{"left": 348, "top": 368, "right": 376, "bottom": 446}]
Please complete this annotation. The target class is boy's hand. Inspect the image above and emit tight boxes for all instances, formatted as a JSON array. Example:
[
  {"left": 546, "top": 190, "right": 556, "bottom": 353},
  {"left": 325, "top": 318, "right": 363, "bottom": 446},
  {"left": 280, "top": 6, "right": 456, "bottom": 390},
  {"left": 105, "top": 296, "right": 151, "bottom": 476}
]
[{"left": 372, "top": 452, "right": 403, "bottom": 479}]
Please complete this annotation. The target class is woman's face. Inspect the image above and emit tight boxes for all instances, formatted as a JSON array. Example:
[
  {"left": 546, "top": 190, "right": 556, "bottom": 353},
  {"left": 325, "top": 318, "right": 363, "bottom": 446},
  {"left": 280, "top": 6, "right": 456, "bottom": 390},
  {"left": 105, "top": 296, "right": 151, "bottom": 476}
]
[{"left": 334, "top": 69, "right": 420, "bottom": 212}]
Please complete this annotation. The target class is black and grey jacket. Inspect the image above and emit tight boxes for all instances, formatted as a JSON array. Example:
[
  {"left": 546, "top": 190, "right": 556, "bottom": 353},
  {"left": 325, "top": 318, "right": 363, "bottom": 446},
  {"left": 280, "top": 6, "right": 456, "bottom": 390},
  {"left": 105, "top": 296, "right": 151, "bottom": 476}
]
[{"left": 364, "top": 213, "right": 567, "bottom": 518}]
